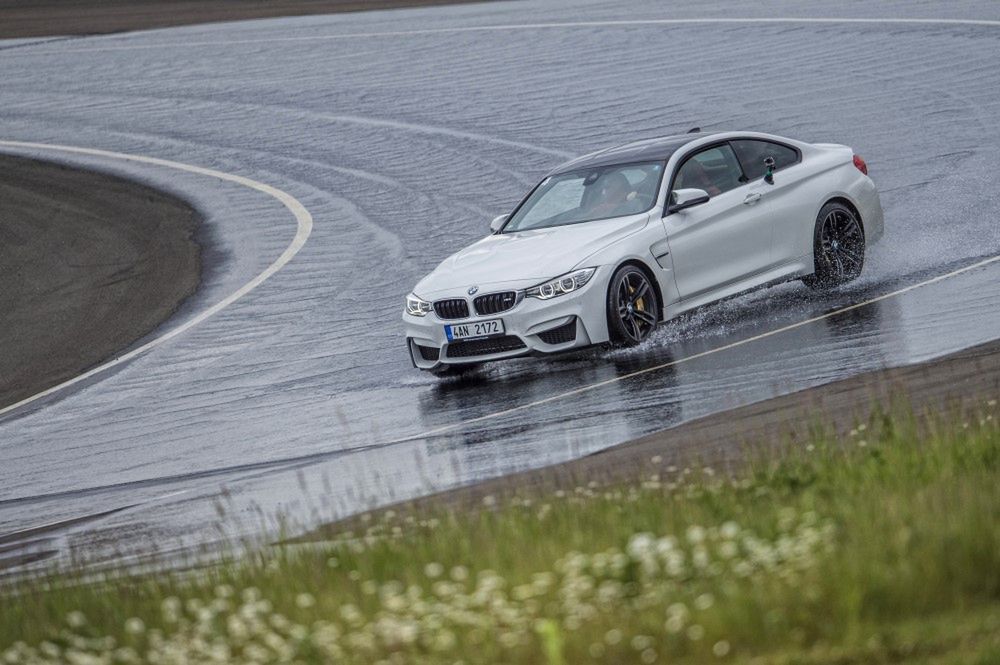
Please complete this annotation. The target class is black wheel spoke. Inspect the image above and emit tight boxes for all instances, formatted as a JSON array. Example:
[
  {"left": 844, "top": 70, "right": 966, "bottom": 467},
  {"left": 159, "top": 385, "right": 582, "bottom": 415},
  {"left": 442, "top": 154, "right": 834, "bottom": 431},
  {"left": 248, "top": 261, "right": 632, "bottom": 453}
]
[
  {"left": 634, "top": 309, "right": 656, "bottom": 325},
  {"left": 630, "top": 282, "right": 650, "bottom": 305},
  {"left": 824, "top": 212, "right": 837, "bottom": 233},
  {"left": 630, "top": 317, "right": 643, "bottom": 340},
  {"left": 840, "top": 247, "right": 862, "bottom": 264},
  {"left": 833, "top": 253, "right": 846, "bottom": 277}
]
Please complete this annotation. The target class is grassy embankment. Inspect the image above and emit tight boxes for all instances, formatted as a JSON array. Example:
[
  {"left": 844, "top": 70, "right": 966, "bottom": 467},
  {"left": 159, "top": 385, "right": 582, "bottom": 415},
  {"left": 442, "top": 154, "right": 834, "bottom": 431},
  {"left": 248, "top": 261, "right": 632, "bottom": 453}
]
[{"left": 2, "top": 400, "right": 999, "bottom": 664}]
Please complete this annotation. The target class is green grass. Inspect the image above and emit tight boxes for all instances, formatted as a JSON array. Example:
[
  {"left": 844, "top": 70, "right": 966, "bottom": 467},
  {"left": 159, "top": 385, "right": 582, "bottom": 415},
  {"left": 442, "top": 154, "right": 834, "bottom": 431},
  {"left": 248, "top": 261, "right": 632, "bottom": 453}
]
[{"left": 2, "top": 402, "right": 999, "bottom": 664}]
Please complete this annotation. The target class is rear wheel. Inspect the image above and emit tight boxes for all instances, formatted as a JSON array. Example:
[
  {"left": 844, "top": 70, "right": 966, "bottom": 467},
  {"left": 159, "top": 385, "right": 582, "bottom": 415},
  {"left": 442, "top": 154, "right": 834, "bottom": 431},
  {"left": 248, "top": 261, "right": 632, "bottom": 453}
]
[
  {"left": 803, "top": 202, "right": 865, "bottom": 289},
  {"left": 606, "top": 265, "right": 659, "bottom": 346}
]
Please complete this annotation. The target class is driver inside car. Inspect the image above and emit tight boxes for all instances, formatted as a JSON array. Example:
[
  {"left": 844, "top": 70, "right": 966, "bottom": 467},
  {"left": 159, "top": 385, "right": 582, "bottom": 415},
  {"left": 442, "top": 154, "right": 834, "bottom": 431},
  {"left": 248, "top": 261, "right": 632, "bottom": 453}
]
[{"left": 586, "top": 172, "right": 638, "bottom": 218}]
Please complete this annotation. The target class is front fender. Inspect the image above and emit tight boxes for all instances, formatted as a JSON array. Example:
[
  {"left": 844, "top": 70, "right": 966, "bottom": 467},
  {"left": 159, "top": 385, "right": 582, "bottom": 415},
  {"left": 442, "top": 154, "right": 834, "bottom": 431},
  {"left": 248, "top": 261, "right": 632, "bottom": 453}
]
[{"left": 576, "top": 228, "right": 681, "bottom": 318}]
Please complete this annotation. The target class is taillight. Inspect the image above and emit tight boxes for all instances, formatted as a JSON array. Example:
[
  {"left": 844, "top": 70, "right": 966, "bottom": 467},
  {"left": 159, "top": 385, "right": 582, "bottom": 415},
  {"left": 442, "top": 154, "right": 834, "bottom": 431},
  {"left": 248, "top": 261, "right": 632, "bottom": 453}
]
[{"left": 853, "top": 154, "right": 868, "bottom": 175}]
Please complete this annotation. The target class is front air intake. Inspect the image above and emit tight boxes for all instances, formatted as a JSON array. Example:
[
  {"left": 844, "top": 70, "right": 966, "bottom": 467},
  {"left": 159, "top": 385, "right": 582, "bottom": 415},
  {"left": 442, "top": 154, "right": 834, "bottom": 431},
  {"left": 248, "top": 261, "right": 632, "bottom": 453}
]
[
  {"left": 446, "top": 336, "right": 526, "bottom": 358},
  {"left": 537, "top": 318, "right": 577, "bottom": 345},
  {"left": 415, "top": 344, "right": 440, "bottom": 361}
]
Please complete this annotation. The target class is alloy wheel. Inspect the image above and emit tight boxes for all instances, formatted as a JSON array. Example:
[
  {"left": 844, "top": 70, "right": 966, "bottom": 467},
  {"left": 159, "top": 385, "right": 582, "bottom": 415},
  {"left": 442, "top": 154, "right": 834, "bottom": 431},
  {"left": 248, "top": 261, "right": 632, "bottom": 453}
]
[
  {"left": 818, "top": 207, "right": 864, "bottom": 281},
  {"left": 615, "top": 271, "right": 657, "bottom": 343}
]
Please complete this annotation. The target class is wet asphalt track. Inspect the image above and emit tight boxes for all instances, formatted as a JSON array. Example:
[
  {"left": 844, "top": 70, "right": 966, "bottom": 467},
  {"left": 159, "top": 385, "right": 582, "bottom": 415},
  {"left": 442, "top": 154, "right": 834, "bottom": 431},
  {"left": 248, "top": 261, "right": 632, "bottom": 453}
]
[{"left": 2, "top": 0, "right": 1000, "bottom": 566}]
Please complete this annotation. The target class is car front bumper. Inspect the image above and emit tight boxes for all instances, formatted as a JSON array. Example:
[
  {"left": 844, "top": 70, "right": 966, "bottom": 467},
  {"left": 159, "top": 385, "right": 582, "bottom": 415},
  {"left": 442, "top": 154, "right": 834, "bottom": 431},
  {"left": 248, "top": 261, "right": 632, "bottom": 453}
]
[{"left": 402, "top": 270, "right": 610, "bottom": 370}]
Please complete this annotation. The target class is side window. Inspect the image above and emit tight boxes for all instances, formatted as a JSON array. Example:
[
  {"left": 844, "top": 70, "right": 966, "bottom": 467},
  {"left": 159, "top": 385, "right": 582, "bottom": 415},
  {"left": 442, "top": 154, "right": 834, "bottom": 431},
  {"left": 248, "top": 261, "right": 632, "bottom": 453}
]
[
  {"left": 674, "top": 145, "right": 744, "bottom": 197},
  {"left": 731, "top": 140, "right": 799, "bottom": 181}
]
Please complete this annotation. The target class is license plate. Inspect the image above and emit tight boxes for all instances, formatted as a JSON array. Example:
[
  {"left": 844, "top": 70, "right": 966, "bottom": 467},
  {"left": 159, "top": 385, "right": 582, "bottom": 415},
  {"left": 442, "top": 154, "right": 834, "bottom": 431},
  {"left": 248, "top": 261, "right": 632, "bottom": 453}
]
[{"left": 445, "top": 319, "right": 505, "bottom": 341}]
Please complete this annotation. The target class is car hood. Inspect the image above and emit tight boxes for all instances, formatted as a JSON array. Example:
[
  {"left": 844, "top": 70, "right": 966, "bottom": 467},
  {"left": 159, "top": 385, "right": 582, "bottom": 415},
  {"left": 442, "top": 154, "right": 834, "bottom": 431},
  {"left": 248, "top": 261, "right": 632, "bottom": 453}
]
[{"left": 415, "top": 213, "right": 650, "bottom": 298}]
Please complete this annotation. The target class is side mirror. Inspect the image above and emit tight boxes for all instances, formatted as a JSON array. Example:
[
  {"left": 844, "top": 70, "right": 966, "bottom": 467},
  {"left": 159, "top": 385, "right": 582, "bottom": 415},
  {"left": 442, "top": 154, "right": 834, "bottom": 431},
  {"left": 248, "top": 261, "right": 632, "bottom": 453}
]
[
  {"left": 489, "top": 214, "right": 507, "bottom": 233},
  {"left": 666, "top": 188, "right": 710, "bottom": 214}
]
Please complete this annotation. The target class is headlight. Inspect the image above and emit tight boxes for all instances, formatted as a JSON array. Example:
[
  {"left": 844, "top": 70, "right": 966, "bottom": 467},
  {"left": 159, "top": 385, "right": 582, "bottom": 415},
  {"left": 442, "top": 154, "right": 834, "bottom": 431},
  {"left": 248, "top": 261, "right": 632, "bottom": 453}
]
[
  {"left": 525, "top": 268, "right": 596, "bottom": 300},
  {"left": 405, "top": 293, "right": 433, "bottom": 316}
]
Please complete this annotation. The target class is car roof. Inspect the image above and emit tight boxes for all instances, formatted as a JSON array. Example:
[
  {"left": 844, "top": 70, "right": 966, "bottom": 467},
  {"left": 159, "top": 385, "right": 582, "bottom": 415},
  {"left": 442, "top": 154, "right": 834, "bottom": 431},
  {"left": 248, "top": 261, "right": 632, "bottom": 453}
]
[{"left": 548, "top": 132, "right": 714, "bottom": 175}]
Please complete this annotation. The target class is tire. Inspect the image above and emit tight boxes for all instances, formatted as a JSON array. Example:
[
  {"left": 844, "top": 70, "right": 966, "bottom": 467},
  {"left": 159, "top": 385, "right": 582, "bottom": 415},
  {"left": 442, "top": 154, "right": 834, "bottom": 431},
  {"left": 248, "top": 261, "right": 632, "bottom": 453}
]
[
  {"left": 606, "top": 265, "right": 659, "bottom": 347},
  {"left": 802, "top": 201, "right": 865, "bottom": 289}
]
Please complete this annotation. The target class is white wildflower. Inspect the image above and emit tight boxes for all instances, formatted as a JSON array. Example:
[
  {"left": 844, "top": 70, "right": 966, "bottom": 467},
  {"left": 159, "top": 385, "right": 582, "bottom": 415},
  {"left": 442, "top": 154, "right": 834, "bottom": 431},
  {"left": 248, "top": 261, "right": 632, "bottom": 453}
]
[
  {"left": 627, "top": 533, "right": 655, "bottom": 558},
  {"left": 124, "top": 618, "right": 145, "bottom": 635},
  {"left": 656, "top": 535, "right": 677, "bottom": 555}
]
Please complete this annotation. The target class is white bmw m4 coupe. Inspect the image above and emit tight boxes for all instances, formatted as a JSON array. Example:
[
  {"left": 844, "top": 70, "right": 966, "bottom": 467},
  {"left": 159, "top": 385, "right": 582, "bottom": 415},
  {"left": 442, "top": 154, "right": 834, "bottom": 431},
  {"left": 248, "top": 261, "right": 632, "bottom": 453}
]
[{"left": 403, "top": 130, "right": 883, "bottom": 375}]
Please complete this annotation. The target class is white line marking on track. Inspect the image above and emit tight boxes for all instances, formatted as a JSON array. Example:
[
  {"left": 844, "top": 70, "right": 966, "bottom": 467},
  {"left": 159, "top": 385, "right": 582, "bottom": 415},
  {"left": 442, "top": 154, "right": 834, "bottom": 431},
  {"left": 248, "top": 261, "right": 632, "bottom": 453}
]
[
  {"left": 0, "top": 140, "right": 313, "bottom": 418},
  {"left": 11, "top": 17, "right": 1000, "bottom": 54},
  {"left": 398, "top": 254, "right": 1000, "bottom": 443}
]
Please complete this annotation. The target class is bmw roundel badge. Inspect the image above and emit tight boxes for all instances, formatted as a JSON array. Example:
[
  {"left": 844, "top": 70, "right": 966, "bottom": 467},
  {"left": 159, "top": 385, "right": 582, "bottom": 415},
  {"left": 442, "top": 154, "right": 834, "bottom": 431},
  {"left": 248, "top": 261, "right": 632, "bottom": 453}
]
[{"left": 468, "top": 286, "right": 479, "bottom": 296}]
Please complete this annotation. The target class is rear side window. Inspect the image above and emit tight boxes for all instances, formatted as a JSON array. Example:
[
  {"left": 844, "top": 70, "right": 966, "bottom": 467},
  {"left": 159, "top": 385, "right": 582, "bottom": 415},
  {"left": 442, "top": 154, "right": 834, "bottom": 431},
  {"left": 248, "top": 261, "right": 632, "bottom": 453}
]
[{"left": 731, "top": 140, "right": 800, "bottom": 181}]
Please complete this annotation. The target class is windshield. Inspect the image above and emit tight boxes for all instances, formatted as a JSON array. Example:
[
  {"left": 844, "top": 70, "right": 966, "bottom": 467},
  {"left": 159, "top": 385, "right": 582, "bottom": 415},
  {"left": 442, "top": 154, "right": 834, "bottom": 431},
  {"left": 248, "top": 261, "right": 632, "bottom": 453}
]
[{"left": 503, "top": 161, "right": 663, "bottom": 232}]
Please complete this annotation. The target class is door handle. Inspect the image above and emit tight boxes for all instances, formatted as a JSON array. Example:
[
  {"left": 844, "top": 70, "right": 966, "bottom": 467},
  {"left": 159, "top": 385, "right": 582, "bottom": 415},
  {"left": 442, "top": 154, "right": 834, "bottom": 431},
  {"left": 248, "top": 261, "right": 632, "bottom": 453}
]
[{"left": 743, "top": 192, "right": 762, "bottom": 205}]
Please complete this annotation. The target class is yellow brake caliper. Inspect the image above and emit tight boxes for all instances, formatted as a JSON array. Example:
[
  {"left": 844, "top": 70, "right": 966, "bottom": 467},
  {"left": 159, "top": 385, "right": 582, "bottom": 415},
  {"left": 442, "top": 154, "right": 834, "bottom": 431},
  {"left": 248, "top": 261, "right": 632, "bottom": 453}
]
[{"left": 629, "top": 285, "right": 645, "bottom": 312}]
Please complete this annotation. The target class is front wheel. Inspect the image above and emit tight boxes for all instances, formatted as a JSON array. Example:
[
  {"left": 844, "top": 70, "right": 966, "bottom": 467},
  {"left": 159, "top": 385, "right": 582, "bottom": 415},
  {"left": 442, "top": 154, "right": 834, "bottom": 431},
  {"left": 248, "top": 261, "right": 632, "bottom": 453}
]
[
  {"left": 803, "top": 202, "right": 865, "bottom": 289},
  {"left": 606, "top": 265, "right": 659, "bottom": 347}
]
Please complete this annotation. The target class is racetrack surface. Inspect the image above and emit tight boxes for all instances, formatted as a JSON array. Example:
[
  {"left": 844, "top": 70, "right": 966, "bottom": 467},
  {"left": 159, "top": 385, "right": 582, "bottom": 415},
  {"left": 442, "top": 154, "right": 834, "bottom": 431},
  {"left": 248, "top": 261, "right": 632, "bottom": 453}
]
[{"left": 2, "top": 0, "right": 1000, "bottom": 567}]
